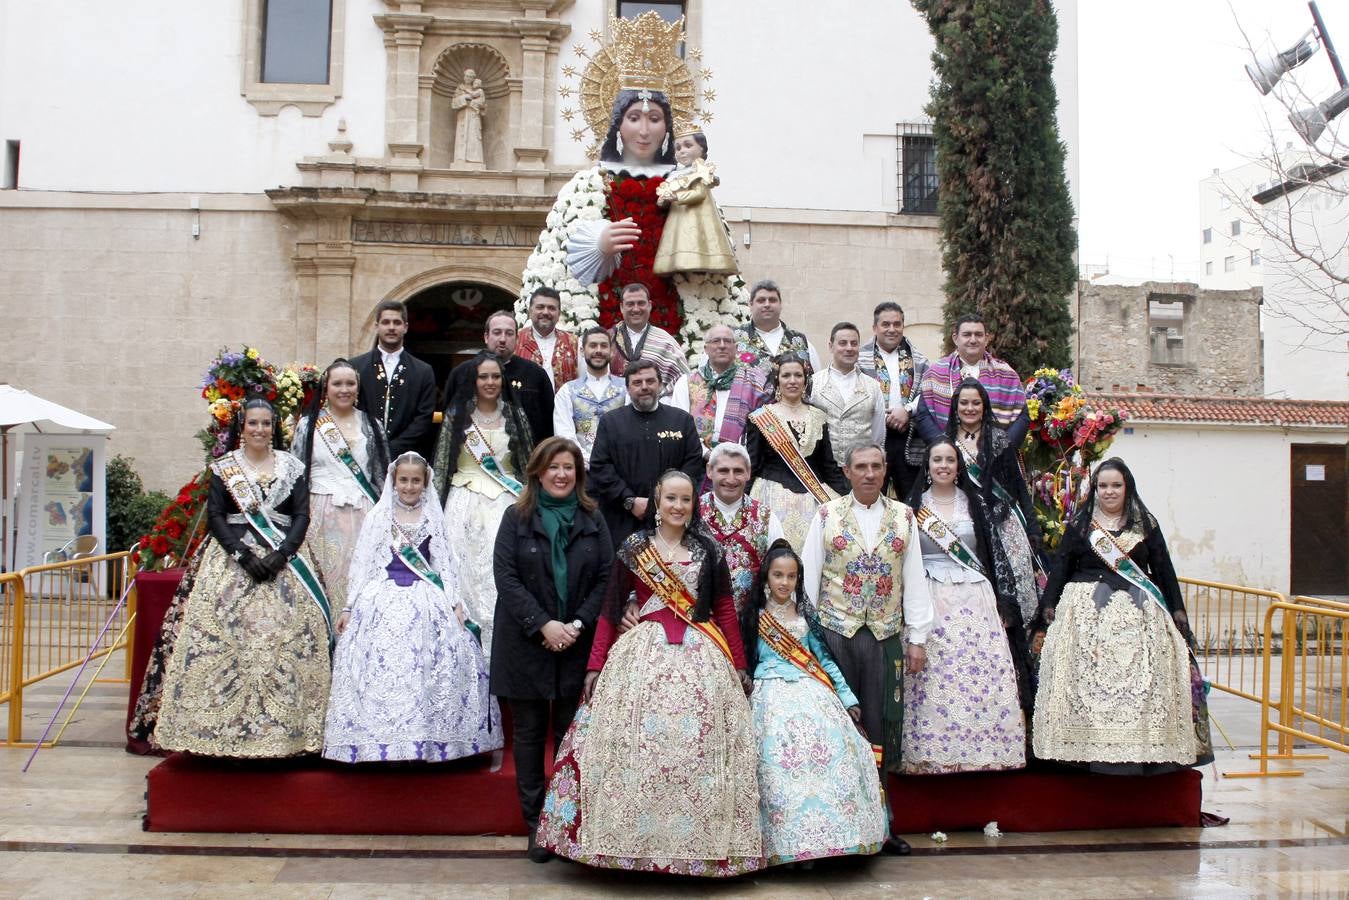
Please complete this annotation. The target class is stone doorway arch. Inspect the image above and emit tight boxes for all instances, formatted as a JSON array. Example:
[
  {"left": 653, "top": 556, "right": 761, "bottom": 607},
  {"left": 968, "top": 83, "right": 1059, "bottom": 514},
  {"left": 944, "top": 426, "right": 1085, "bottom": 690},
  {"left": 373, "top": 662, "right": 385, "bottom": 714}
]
[{"left": 400, "top": 280, "right": 517, "bottom": 402}]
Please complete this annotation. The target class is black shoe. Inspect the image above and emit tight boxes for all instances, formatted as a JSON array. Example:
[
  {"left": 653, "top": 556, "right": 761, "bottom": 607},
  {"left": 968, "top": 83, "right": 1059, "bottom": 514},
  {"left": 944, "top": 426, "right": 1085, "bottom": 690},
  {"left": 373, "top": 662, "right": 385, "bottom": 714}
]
[
  {"left": 882, "top": 837, "right": 912, "bottom": 856},
  {"left": 527, "top": 829, "right": 553, "bottom": 863}
]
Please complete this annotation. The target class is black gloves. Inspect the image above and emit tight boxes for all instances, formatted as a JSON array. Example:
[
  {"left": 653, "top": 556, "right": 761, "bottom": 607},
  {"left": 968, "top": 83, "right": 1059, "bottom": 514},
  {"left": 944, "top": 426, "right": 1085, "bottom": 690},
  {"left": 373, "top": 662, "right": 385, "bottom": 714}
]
[
  {"left": 238, "top": 552, "right": 271, "bottom": 582},
  {"left": 261, "top": 551, "right": 288, "bottom": 578}
]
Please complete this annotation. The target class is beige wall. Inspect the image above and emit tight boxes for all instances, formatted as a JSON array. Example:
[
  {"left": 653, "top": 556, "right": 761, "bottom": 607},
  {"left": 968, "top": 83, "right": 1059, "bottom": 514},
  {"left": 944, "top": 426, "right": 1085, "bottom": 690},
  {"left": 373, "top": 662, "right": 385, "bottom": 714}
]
[{"left": 0, "top": 201, "right": 299, "bottom": 493}]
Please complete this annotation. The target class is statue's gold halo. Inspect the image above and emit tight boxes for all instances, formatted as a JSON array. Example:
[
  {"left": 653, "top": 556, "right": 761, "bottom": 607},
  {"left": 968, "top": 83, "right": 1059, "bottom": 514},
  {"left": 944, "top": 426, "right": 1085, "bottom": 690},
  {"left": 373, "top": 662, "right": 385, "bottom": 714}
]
[{"left": 576, "top": 13, "right": 699, "bottom": 159}]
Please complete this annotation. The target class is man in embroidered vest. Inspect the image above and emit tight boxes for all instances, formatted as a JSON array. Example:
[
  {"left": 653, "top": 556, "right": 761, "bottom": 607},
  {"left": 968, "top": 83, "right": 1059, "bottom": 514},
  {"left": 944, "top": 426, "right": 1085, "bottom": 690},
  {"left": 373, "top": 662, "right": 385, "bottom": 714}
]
[
  {"left": 698, "top": 442, "right": 785, "bottom": 614},
  {"left": 802, "top": 443, "right": 932, "bottom": 853},
  {"left": 812, "top": 321, "right": 885, "bottom": 466},
  {"left": 735, "top": 279, "right": 822, "bottom": 396},
  {"left": 589, "top": 359, "right": 704, "bottom": 550},
  {"left": 914, "top": 312, "right": 1026, "bottom": 442},
  {"left": 609, "top": 282, "right": 688, "bottom": 396},
  {"left": 553, "top": 326, "right": 626, "bottom": 466},
  {"left": 350, "top": 299, "right": 437, "bottom": 459},
  {"left": 669, "top": 324, "right": 765, "bottom": 459},
  {"left": 857, "top": 301, "right": 930, "bottom": 498},
  {"left": 442, "top": 310, "right": 555, "bottom": 442},
  {"left": 515, "top": 286, "right": 578, "bottom": 392}
]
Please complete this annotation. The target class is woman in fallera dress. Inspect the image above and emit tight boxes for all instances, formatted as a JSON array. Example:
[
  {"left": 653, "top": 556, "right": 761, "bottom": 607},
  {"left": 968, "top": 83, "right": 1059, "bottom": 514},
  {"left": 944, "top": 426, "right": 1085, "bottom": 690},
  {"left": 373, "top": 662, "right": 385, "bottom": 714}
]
[
  {"left": 536, "top": 469, "right": 763, "bottom": 877},
  {"left": 1031, "top": 458, "right": 1214, "bottom": 773},
  {"left": 945, "top": 377, "right": 1044, "bottom": 632},
  {"left": 433, "top": 350, "right": 533, "bottom": 659},
  {"left": 746, "top": 353, "right": 848, "bottom": 551},
  {"left": 902, "top": 438, "right": 1031, "bottom": 774},
  {"left": 743, "top": 539, "right": 886, "bottom": 866},
  {"left": 323, "top": 452, "right": 500, "bottom": 763},
  {"left": 291, "top": 358, "right": 388, "bottom": 613},
  {"left": 155, "top": 397, "right": 333, "bottom": 757}
]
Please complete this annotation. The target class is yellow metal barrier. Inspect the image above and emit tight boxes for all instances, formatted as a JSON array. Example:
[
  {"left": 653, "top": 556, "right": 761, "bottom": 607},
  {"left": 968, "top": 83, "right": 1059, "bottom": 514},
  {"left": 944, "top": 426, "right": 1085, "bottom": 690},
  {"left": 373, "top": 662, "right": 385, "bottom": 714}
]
[
  {"left": 0, "top": 552, "right": 136, "bottom": 746},
  {"left": 1181, "top": 577, "right": 1286, "bottom": 704},
  {"left": 1226, "top": 596, "right": 1349, "bottom": 778}
]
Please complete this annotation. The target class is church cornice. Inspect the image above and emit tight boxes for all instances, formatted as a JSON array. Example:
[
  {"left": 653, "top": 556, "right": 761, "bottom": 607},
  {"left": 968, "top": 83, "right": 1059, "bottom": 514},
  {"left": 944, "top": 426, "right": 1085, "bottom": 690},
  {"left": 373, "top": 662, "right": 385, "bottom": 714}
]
[{"left": 266, "top": 185, "right": 560, "bottom": 218}]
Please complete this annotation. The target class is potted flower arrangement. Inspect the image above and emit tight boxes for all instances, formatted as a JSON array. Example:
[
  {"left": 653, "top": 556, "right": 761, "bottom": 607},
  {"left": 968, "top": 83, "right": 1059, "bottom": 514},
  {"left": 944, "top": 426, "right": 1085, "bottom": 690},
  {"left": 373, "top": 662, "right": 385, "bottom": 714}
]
[{"left": 1021, "top": 368, "right": 1128, "bottom": 549}]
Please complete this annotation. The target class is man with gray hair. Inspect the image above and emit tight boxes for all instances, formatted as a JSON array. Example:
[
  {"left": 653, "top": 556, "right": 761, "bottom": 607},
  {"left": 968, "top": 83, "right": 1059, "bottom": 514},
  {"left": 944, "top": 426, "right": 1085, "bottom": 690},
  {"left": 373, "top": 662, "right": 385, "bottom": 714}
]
[
  {"left": 669, "top": 323, "right": 766, "bottom": 459},
  {"left": 699, "top": 442, "right": 785, "bottom": 614},
  {"left": 735, "top": 279, "right": 822, "bottom": 394},
  {"left": 801, "top": 442, "right": 932, "bottom": 854}
]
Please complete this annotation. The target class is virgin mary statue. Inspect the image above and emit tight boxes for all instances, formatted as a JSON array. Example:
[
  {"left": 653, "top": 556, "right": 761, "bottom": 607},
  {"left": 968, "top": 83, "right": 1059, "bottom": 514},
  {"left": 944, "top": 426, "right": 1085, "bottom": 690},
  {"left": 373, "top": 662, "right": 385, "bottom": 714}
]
[{"left": 516, "top": 12, "right": 748, "bottom": 354}]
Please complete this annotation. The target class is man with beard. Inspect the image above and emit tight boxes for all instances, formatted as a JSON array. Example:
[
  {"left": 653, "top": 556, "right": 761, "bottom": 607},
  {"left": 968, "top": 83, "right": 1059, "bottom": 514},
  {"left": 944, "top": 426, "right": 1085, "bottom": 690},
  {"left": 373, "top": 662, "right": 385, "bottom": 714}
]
[
  {"left": 553, "top": 327, "right": 626, "bottom": 466},
  {"left": 515, "top": 286, "right": 578, "bottom": 391},
  {"left": 442, "top": 310, "right": 555, "bottom": 442},
  {"left": 587, "top": 359, "right": 703, "bottom": 550},
  {"left": 350, "top": 299, "right": 438, "bottom": 458}
]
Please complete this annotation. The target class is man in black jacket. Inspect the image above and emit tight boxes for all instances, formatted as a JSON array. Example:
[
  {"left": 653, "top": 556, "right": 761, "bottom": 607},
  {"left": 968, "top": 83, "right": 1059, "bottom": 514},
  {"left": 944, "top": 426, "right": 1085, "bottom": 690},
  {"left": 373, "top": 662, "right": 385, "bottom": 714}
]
[
  {"left": 441, "top": 310, "right": 555, "bottom": 444},
  {"left": 350, "top": 299, "right": 437, "bottom": 459}
]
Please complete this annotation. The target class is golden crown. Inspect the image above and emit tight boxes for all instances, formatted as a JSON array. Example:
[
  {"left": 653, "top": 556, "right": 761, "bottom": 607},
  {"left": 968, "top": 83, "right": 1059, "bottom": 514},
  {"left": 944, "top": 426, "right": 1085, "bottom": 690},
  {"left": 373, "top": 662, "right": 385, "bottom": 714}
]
[
  {"left": 558, "top": 11, "right": 714, "bottom": 158},
  {"left": 612, "top": 12, "right": 684, "bottom": 92},
  {"left": 672, "top": 117, "right": 702, "bottom": 138}
]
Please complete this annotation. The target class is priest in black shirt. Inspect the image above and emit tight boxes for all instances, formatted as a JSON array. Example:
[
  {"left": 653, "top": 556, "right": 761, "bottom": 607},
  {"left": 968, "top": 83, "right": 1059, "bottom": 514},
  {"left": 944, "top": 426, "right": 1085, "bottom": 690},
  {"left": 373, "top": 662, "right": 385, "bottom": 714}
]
[
  {"left": 442, "top": 310, "right": 554, "bottom": 443},
  {"left": 589, "top": 359, "right": 704, "bottom": 550}
]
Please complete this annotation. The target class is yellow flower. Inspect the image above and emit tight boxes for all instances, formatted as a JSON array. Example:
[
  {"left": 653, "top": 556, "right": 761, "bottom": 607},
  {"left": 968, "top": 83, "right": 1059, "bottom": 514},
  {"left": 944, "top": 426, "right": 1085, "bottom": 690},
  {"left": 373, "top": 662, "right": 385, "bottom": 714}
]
[
  {"left": 245, "top": 348, "right": 259, "bottom": 360},
  {"left": 1027, "top": 398, "right": 1041, "bottom": 419}
]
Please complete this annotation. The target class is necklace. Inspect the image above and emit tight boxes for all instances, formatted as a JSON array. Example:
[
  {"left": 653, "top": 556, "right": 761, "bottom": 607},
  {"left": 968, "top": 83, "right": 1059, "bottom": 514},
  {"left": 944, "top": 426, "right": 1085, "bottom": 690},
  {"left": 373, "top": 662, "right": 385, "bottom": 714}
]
[
  {"left": 1097, "top": 510, "right": 1125, "bottom": 530},
  {"left": 653, "top": 528, "right": 684, "bottom": 562},
  {"left": 240, "top": 449, "right": 275, "bottom": 484},
  {"left": 472, "top": 404, "right": 503, "bottom": 428}
]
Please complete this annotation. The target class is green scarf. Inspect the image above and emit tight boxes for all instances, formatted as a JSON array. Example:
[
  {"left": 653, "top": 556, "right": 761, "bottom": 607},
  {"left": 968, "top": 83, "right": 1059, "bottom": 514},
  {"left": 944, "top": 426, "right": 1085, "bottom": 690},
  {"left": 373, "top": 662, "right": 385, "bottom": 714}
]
[
  {"left": 701, "top": 361, "right": 737, "bottom": 392},
  {"left": 537, "top": 490, "right": 579, "bottom": 619}
]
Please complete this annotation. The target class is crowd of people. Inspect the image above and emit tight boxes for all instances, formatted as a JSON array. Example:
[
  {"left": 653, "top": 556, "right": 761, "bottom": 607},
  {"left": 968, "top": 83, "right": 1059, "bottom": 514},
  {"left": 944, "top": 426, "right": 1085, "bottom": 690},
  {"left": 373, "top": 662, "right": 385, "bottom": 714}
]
[{"left": 126, "top": 283, "right": 1214, "bottom": 876}]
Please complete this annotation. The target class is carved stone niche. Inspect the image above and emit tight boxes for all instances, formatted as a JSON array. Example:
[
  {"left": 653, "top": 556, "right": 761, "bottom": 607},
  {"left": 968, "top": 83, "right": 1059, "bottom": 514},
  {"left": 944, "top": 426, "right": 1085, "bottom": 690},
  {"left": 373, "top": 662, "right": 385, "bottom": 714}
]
[{"left": 429, "top": 43, "right": 512, "bottom": 170}]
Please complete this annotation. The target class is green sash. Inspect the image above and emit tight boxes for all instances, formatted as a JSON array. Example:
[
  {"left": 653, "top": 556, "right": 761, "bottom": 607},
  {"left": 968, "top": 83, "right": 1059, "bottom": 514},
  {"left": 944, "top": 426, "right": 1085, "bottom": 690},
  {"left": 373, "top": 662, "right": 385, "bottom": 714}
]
[
  {"left": 315, "top": 411, "right": 380, "bottom": 504},
  {"left": 961, "top": 448, "right": 1028, "bottom": 532},
  {"left": 392, "top": 522, "right": 481, "bottom": 644},
  {"left": 212, "top": 454, "right": 332, "bottom": 636},
  {"left": 465, "top": 422, "right": 522, "bottom": 496},
  {"left": 915, "top": 506, "right": 984, "bottom": 576}
]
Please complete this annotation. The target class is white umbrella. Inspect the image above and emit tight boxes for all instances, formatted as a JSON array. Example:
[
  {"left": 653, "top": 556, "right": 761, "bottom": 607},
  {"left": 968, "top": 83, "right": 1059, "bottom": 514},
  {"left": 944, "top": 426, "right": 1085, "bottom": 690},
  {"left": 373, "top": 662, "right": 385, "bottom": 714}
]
[{"left": 0, "top": 384, "right": 115, "bottom": 571}]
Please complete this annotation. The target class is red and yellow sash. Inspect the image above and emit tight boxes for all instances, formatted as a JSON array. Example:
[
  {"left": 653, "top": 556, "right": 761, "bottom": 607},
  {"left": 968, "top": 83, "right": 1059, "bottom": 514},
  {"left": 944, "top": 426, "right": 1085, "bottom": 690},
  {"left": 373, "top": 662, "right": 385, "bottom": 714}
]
[
  {"left": 749, "top": 406, "right": 833, "bottom": 503},
  {"left": 631, "top": 542, "right": 735, "bottom": 666},
  {"left": 757, "top": 608, "right": 833, "bottom": 691}
]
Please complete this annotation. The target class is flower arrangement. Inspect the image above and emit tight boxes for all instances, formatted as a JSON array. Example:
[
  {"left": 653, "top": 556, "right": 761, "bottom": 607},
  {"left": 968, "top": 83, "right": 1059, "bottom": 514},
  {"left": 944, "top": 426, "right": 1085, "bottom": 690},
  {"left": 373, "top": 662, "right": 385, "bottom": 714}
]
[
  {"left": 133, "top": 472, "right": 210, "bottom": 572},
  {"left": 195, "top": 348, "right": 320, "bottom": 458},
  {"left": 1021, "top": 368, "right": 1128, "bottom": 548},
  {"left": 516, "top": 166, "right": 749, "bottom": 361}
]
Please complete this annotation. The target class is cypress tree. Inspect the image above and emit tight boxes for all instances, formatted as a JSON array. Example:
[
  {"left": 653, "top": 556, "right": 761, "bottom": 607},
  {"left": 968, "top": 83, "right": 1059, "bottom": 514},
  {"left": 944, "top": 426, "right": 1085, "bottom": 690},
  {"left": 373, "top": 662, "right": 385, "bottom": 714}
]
[{"left": 912, "top": 0, "right": 1077, "bottom": 374}]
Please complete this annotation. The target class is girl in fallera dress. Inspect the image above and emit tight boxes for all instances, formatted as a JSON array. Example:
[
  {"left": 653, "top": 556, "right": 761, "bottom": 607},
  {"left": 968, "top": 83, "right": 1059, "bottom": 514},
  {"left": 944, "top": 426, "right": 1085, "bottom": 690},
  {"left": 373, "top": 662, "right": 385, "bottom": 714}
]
[
  {"left": 746, "top": 353, "right": 848, "bottom": 552},
  {"left": 902, "top": 438, "right": 1031, "bottom": 774},
  {"left": 743, "top": 539, "right": 886, "bottom": 866},
  {"left": 433, "top": 350, "right": 534, "bottom": 660},
  {"left": 536, "top": 469, "right": 763, "bottom": 877},
  {"left": 323, "top": 452, "right": 501, "bottom": 763},
  {"left": 155, "top": 398, "right": 332, "bottom": 757},
  {"left": 291, "top": 358, "right": 388, "bottom": 613}
]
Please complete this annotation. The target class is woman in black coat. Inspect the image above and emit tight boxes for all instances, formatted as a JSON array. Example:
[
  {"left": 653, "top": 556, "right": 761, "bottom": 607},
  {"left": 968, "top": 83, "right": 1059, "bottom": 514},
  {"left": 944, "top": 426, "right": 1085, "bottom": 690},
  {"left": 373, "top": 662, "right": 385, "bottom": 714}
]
[{"left": 491, "top": 436, "right": 612, "bottom": 862}]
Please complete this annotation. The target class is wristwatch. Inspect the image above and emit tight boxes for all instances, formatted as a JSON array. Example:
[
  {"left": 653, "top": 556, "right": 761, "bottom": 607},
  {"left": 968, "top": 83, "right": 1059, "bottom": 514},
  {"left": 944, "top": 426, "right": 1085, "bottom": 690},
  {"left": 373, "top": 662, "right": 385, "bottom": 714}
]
[
  {"left": 623, "top": 497, "right": 636, "bottom": 511},
  {"left": 570, "top": 619, "right": 584, "bottom": 632}
]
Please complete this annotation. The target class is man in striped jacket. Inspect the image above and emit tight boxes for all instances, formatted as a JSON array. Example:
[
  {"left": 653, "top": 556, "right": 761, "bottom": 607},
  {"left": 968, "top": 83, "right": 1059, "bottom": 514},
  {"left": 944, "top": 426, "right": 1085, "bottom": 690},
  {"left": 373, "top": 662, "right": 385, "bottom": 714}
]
[{"left": 913, "top": 313, "right": 1026, "bottom": 442}]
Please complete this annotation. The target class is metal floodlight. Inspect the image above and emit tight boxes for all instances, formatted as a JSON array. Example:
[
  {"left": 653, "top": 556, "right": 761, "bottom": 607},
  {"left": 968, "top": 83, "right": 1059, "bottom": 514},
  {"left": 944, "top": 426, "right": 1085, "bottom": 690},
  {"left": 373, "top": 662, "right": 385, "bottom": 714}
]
[
  {"left": 1246, "top": 32, "right": 1319, "bottom": 95},
  {"left": 1290, "top": 85, "right": 1349, "bottom": 144}
]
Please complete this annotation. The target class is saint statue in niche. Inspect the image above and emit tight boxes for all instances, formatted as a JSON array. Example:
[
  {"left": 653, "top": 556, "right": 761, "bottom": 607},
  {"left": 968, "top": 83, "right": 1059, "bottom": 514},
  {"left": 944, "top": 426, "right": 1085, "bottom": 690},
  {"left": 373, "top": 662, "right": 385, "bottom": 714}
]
[{"left": 451, "top": 68, "right": 486, "bottom": 165}]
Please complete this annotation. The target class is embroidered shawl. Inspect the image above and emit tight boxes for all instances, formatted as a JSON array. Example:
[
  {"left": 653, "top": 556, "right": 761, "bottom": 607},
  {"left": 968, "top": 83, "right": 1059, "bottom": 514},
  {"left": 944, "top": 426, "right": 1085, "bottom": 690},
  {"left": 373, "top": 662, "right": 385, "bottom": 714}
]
[{"left": 516, "top": 327, "right": 578, "bottom": 390}]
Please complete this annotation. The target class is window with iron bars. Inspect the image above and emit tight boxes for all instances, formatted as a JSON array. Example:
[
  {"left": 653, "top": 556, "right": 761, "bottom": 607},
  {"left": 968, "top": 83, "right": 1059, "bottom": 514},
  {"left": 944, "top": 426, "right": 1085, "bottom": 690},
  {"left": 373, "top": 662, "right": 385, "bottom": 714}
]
[{"left": 897, "top": 123, "right": 938, "bottom": 215}]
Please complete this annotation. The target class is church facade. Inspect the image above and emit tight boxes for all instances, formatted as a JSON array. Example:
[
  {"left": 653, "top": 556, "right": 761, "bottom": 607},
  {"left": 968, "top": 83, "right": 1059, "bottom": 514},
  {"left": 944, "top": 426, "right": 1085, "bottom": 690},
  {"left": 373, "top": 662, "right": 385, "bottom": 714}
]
[{"left": 0, "top": 0, "right": 1080, "bottom": 490}]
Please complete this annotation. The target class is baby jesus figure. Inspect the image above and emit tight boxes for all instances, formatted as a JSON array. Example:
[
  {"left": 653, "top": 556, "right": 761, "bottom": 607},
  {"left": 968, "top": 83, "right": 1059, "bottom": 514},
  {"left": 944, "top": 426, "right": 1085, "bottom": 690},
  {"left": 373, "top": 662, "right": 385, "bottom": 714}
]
[{"left": 653, "top": 122, "right": 738, "bottom": 276}]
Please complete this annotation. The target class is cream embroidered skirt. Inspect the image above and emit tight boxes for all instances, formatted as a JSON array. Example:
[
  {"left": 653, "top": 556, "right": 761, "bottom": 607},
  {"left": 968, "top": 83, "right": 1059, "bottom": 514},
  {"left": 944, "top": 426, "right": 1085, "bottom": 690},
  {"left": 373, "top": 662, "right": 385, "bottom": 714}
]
[
  {"left": 155, "top": 537, "right": 331, "bottom": 758},
  {"left": 1032, "top": 580, "right": 1200, "bottom": 766}
]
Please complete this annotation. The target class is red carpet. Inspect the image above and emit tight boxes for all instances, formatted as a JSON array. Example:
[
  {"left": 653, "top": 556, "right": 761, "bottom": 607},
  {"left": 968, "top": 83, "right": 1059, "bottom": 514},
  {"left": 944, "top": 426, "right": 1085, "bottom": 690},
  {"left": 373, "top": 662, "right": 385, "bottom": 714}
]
[
  {"left": 146, "top": 749, "right": 1201, "bottom": 836},
  {"left": 887, "top": 767, "right": 1203, "bottom": 833}
]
